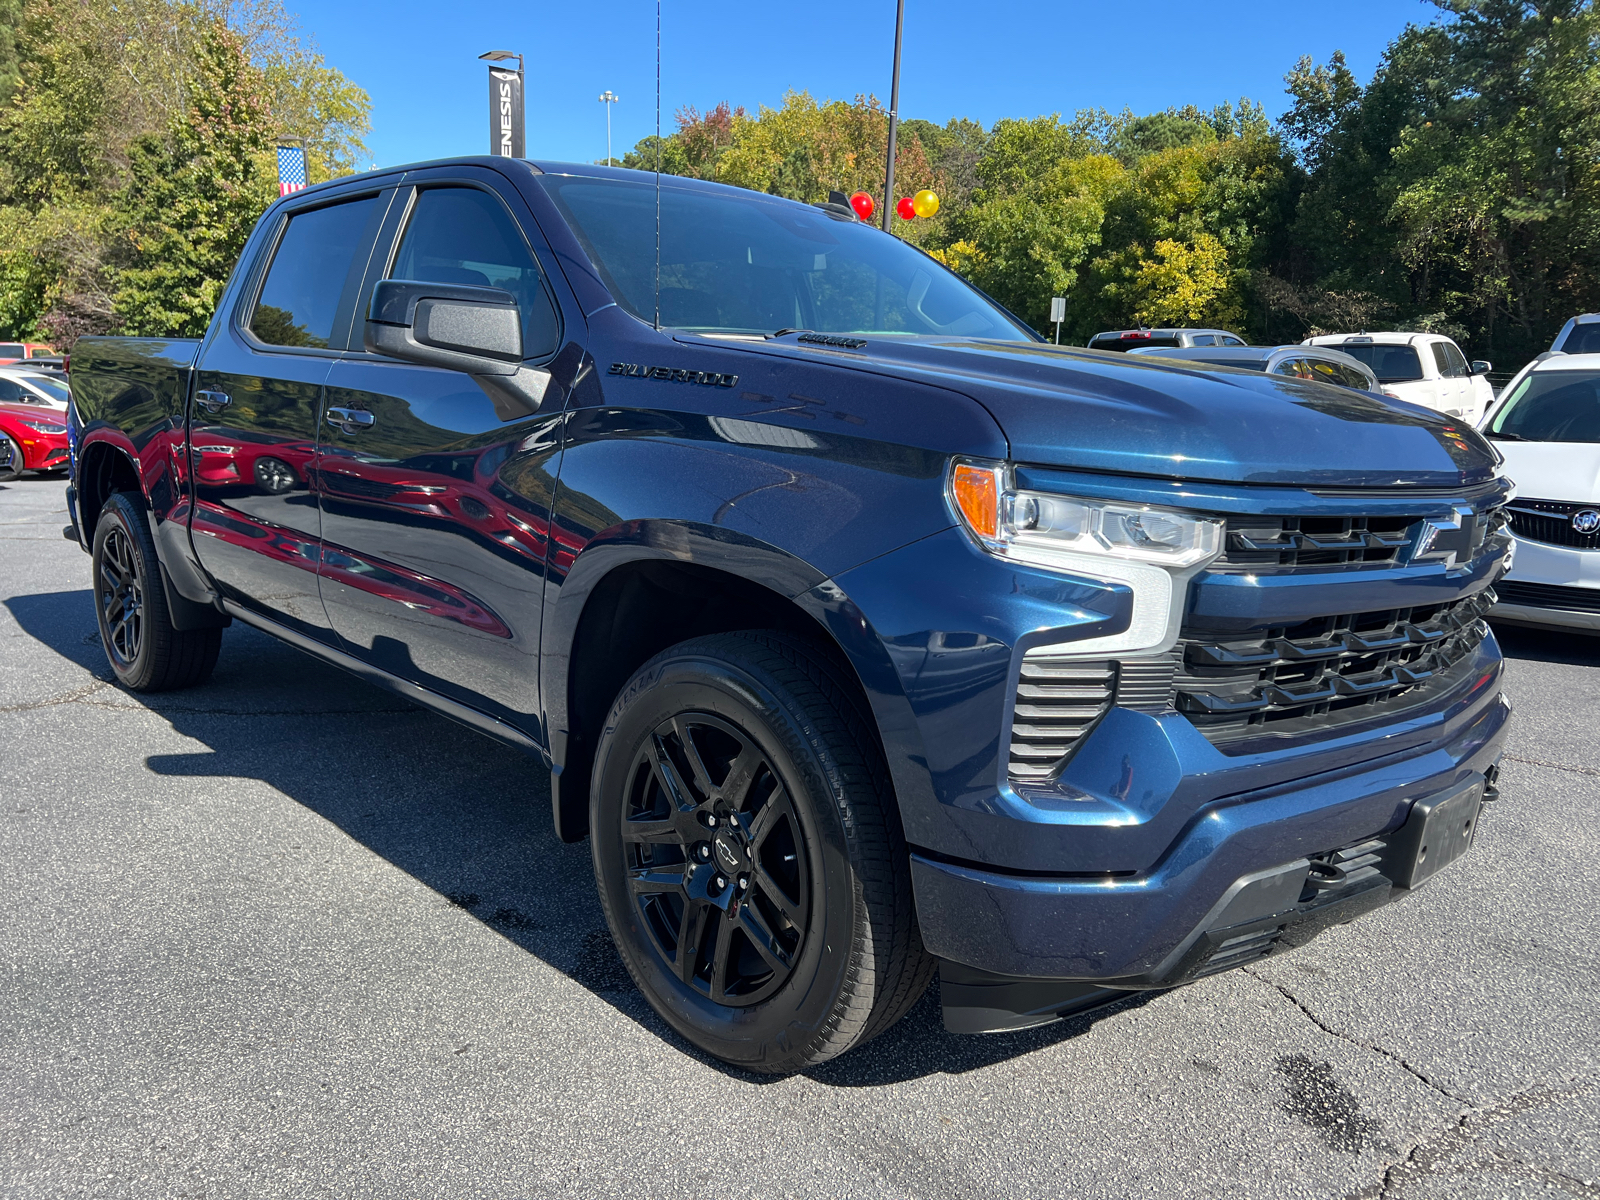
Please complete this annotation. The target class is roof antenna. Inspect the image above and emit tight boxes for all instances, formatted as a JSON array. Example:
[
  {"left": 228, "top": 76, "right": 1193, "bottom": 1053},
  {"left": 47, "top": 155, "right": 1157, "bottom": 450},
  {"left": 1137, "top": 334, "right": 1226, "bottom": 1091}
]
[{"left": 654, "top": 0, "right": 661, "bottom": 332}]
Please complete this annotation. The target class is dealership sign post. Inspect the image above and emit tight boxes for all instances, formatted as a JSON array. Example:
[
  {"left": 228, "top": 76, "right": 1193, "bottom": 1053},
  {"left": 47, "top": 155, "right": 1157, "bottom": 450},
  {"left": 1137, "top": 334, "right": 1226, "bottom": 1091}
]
[{"left": 479, "top": 50, "right": 525, "bottom": 159}]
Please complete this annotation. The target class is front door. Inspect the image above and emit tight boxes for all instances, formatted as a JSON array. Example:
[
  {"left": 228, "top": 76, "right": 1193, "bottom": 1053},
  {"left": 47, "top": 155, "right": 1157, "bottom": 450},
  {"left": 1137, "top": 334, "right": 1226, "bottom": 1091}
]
[
  {"left": 190, "top": 189, "right": 390, "bottom": 638},
  {"left": 317, "top": 179, "right": 572, "bottom": 728}
]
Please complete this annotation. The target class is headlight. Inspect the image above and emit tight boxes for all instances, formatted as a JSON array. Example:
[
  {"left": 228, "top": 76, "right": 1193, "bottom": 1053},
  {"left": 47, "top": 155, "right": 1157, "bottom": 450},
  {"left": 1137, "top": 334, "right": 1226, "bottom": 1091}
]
[
  {"left": 19, "top": 418, "right": 65, "bottom": 433},
  {"left": 948, "top": 458, "right": 1224, "bottom": 657}
]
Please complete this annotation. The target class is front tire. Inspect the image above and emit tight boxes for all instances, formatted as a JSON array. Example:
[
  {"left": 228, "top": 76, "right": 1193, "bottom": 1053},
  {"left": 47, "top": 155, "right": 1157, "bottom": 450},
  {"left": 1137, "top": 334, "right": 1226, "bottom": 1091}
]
[
  {"left": 92, "top": 492, "right": 221, "bottom": 691},
  {"left": 0, "top": 432, "right": 23, "bottom": 481},
  {"left": 591, "top": 631, "right": 934, "bottom": 1073}
]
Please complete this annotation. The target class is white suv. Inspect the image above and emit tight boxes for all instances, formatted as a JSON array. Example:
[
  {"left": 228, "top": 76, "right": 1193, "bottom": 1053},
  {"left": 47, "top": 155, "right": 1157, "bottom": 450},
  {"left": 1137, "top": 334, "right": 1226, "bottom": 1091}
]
[
  {"left": 1480, "top": 353, "right": 1600, "bottom": 631},
  {"left": 1303, "top": 332, "right": 1494, "bottom": 423}
]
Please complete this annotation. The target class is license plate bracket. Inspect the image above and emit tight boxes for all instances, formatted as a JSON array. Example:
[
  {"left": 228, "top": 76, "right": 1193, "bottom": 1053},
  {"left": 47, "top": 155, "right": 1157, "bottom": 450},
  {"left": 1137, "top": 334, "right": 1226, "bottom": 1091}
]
[{"left": 1383, "top": 777, "right": 1485, "bottom": 889}]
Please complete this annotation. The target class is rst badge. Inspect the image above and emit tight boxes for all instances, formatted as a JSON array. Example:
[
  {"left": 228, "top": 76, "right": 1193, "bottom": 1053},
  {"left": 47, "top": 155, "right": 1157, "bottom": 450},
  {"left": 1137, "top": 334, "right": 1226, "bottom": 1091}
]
[{"left": 609, "top": 363, "right": 739, "bottom": 387}]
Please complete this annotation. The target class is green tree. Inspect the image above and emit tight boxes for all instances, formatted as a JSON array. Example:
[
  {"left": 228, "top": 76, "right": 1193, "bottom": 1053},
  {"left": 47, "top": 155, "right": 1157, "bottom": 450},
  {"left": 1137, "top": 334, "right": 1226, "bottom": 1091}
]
[{"left": 113, "top": 15, "right": 273, "bottom": 337}]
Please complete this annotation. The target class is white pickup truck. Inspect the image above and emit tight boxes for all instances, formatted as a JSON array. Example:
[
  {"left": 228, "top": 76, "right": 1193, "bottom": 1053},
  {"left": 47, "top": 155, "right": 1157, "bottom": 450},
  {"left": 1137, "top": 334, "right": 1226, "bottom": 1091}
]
[{"left": 1304, "top": 332, "right": 1494, "bottom": 424}]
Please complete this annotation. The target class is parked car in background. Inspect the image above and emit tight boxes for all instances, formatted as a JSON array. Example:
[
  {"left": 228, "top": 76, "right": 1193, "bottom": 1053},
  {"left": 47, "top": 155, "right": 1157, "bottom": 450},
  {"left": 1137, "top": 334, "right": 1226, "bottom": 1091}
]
[
  {"left": 0, "top": 342, "right": 57, "bottom": 362},
  {"left": 1479, "top": 352, "right": 1600, "bottom": 631},
  {"left": 1088, "top": 327, "right": 1247, "bottom": 352},
  {"left": 1304, "top": 333, "right": 1493, "bottom": 423},
  {"left": 1126, "top": 344, "right": 1386, "bottom": 395},
  {"left": 1548, "top": 314, "right": 1600, "bottom": 355},
  {"left": 0, "top": 401, "right": 69, "bottom": 479},
  {"left": 0, "top": 366, "right": 71, "bottom": 411}
]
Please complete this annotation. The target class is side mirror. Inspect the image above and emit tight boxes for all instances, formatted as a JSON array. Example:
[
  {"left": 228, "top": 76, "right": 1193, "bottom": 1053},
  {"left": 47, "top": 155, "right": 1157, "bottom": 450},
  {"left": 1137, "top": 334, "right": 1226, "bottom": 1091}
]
[
  {"left": 1471, "top": 359, "right": 1492, "bottom": 375},
  {"left": 365, "top": 279, "right": 550, "bottom": 420}
]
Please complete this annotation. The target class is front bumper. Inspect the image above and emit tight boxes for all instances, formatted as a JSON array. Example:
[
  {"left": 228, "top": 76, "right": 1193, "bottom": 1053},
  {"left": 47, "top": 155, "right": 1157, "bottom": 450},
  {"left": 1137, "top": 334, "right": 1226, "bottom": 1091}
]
[{"left": 1489, "top": 538, "right": 1600, "bottom": 631}]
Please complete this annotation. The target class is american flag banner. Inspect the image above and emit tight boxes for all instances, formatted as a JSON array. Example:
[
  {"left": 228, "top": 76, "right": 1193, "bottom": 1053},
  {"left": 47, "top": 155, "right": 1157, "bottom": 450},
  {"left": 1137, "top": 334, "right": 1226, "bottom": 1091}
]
[{"left": 276, "top": 145, "right": 308, "bottom": 196}]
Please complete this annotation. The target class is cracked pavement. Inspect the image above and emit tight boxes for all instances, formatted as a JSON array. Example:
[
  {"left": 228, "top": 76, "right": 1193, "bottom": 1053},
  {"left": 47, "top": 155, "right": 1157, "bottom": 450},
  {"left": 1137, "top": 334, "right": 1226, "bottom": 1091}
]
[{"left": 2, "top": 476, "right": 1597, "bottom": 1200}]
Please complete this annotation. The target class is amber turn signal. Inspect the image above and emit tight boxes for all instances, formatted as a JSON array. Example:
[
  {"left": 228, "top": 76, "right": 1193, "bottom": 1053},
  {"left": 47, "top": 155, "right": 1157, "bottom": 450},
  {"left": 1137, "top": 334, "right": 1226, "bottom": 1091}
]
[{"left": 950, "top": 462, "right": 1000, "bottom": 539}]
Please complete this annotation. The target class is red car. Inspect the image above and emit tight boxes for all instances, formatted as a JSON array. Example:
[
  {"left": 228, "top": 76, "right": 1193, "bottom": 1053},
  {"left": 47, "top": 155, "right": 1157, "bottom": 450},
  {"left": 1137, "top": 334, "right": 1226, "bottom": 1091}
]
[{"left": 0, "top": 401, "right": 69, "bottom": 480}]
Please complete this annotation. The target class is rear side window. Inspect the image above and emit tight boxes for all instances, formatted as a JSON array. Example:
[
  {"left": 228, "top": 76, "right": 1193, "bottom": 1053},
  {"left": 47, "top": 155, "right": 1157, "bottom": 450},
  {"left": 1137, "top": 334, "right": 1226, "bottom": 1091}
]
[
  {"left": 0, "top": 344, "right": 23, "bottom": 358},
  {"left": 1431, "top": 341, "right": 1469, "bottom": 378},
  {"left": 1335, "top": 343, "right": 1424, "bottom": 383},
  {"left": 1559, "top": 323, "right": 1600, "bottom": 354},
  {"left": 250, "top": 196, "right": 380, "bottom": 349},
  {"left": 1190, "top": 334, "right": 1216, "bottom": 347},
  {"left": 390, "top": 187, "right": 560, "bottom": 360}
]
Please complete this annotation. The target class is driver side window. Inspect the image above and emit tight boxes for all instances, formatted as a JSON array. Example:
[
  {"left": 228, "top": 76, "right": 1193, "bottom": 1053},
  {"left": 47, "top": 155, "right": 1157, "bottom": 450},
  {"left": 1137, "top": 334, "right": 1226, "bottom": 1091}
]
[{"left": 391, "top": 187, "right": 560, "bottom": 360}]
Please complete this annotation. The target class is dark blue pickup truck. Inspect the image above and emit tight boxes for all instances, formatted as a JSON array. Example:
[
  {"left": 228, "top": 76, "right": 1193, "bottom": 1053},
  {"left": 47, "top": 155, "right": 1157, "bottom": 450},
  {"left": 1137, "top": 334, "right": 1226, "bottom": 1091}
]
[{"left": 67, "top": 157, "right": 1512, "bottom": 1072}]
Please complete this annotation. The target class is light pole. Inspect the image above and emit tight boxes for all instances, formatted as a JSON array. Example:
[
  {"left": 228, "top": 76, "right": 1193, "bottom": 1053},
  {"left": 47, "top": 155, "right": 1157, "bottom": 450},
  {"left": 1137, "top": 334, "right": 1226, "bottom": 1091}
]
[
  {"left": 598, "top": 90, "right": 619, "bottom": 165},
  {"left": 478, "top": 50, "right": 525, "bottom": 158},
  {"left": 881, "top": 0, "right": 906, "bottom": 233}
]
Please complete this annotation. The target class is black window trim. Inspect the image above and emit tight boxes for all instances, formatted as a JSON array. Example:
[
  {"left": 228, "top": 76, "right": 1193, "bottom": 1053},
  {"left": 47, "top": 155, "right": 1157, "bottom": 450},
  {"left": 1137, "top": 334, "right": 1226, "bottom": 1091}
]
[
  {"left": 342, "top": 174, "right": 564, "bottom": 368},
  {"left": 233, "top": 186, "right": 396, "bottom": 358}
]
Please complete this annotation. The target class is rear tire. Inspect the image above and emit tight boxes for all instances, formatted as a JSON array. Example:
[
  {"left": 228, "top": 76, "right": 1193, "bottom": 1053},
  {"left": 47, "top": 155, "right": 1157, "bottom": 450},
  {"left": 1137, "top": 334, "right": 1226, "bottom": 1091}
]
[
  {"left": 590, "top": 630, "right": 934, "bottom": 1073},
  {"left": 92, "top": 492, "right": 221, "bottom": 692}
]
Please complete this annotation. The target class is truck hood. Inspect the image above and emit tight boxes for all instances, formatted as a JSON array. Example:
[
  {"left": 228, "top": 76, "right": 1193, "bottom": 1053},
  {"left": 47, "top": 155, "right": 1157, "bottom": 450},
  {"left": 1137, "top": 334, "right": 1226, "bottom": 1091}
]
[
  {"left": 759, "top": 337, "right": 1502, "bottom": 488},
  {"left": 1493, "top": 440, "right": 1600, "bottom": 502}
]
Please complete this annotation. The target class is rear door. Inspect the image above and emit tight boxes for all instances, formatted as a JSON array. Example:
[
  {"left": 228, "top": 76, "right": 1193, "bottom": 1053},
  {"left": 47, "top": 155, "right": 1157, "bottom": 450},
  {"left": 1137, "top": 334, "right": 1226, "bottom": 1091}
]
[
  {"left": 316, "top": 170, "right": 573, "bottom": 729},
  {"left": 191, "top": 188, "right": 394, "bottom": 638}
]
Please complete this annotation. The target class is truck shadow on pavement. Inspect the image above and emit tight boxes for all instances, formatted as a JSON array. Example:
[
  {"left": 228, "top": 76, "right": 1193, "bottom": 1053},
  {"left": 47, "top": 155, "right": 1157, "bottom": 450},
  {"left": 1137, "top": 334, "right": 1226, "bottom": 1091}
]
[{"left": 6, "top": 588, "right": 1143, "bottom": 1085}]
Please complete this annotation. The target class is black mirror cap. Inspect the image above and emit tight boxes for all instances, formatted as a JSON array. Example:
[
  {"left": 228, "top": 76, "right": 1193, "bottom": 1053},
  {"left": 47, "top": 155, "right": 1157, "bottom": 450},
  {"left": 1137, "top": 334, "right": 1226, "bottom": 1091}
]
[
  {"left": 1471, "top": 359, "right": 1492, "bottom": 375},
  {"left": 364, "top": 278, "right": 549, "bottom": 421},
  {"left": 365, "top": 279, "right": 522, "bottom": 371}
]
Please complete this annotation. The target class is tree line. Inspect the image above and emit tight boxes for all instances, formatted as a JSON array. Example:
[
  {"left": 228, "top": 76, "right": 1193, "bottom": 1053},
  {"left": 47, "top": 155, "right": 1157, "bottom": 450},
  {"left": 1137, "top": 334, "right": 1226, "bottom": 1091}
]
[
  {"left": 1, "top": 0, "right": 1595, "bottom": 371},
  {"left": 0, "top": 0, "right": 369, "bottom": 345},
  {"left": 627, "top": 0, "right": 1600, "bottom": 365}
]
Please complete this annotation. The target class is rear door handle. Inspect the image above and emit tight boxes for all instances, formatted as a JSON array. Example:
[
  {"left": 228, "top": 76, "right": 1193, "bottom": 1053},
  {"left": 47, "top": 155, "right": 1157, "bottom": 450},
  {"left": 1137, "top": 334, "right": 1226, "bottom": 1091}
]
[
  {"left": 326, "top": 406, "right": 376, "bottom": 435},
  {"left": 195, "top": 390, "right": 230, "bottom": 414}
]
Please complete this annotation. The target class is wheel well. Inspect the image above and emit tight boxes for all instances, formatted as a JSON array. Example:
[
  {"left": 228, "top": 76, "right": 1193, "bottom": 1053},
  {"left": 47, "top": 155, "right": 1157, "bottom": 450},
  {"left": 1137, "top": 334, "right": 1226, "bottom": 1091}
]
[
  {"left": 78, "top": 443, "right": 142, "bottom": 536},
  {"left": 556, "top": 559, "right": 864, "bottom": 842}
]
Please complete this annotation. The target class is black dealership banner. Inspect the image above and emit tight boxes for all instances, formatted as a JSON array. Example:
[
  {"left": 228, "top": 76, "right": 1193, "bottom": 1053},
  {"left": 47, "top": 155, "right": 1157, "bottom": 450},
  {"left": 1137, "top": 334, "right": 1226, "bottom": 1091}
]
[{"left": 488, "top": 66, "right": 524, "bottom": 158}]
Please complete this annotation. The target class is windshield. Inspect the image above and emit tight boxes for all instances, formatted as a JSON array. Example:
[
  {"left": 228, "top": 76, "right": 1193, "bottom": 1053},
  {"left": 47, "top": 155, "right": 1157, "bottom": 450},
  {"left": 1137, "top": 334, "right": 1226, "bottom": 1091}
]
[
  {"left": 1488, "top": 370, "right": 1600, "bottom": 441},
  {"left": 537, "top": 174, "right": 1032, "bottom": 340},
  {"left": 22, "top": 374, "right": 68, "bottom": 402},
  {"left": 1559, "top": 323, "right": 1600, "bottom": 355},
  {"left": 1333, "top": 343, "right": 1423, "bottom": 383}
]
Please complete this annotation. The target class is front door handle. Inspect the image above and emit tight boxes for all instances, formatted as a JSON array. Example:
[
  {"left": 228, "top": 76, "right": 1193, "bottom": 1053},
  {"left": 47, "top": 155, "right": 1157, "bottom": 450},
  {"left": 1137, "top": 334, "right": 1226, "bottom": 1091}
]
[
  {"left": 326, "top": 406, "right": 376, "bottom": 435},
  {"left": 195, "top": 390, "right": 230, "bottom": 414}
]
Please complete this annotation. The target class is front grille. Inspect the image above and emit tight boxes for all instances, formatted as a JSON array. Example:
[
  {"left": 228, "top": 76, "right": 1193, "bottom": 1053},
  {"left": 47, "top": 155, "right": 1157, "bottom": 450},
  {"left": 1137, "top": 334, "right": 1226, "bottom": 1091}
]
[
  {"left": 1175, "top": 589, "right": 1496, "bottom": 742},
  {"left": 1495, "top": 579, "right": 1600, "bottom": 613},
  {"left": 1506, "top": 500, "right": 1600, "bottom": 550},
  {"left": 1213, "top": 514, "right": 1419, "bottom": 573},
  {"left": 1008, "top": 657, "right": 1116, "bottom": 781}
]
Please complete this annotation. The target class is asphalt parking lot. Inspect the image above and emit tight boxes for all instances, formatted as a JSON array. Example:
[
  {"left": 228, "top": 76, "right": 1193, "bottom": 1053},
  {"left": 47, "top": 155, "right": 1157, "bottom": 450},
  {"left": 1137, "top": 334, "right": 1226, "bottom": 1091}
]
[{"left": 2, "top": 475, "right": 1597, "bottom": 1200}]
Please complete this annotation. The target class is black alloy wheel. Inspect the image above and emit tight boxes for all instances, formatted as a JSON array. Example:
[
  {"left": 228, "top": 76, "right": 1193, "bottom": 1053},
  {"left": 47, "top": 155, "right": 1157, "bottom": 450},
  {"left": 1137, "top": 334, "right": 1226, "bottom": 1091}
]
[
  {"left": 0, "top": 432, "right": 22, "bottom": 481},
  {"left": 91, "top": 492, "right": 222, "bottom": 691},
  {"left": 97, "top": 522, "right": 144, "bottom": 668},
  {"left": 622, "top": 713, "right": 810, "bottom": 1006},
  {"left": 591, "top": 631, "right": 934, "bottom": 1073},
  {"left": 253, "top": 456, "right": 297, "bottom": 495}
]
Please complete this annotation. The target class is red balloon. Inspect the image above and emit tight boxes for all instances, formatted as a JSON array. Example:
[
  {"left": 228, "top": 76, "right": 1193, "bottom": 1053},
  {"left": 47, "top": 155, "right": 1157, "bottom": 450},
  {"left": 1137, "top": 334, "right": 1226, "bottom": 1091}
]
[
  {"left": 896, "top": 196, "right": 916, "bottom": 220},
  {"left": 848, "top": 191, "right": 875, "bottom": 221}
]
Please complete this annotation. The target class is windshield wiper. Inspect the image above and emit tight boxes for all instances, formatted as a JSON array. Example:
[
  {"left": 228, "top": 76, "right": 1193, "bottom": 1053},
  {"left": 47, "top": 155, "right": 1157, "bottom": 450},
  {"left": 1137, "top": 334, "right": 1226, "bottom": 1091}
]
[{"left": 1484, "top": 431, "right": 1527, "bottom": 440}]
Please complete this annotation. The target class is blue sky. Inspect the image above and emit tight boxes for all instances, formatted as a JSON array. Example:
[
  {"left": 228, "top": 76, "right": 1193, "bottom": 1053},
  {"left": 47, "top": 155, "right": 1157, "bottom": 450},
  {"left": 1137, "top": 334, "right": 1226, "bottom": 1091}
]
[{"left": 299, "top": 0, "right": 1440, "bottom": 171}]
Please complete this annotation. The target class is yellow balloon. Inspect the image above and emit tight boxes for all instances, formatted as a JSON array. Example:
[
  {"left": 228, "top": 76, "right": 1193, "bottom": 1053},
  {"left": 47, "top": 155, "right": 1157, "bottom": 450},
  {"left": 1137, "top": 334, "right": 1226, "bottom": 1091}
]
[{"left": 912, "top": 189, "right": 940, "bottom": 218}]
